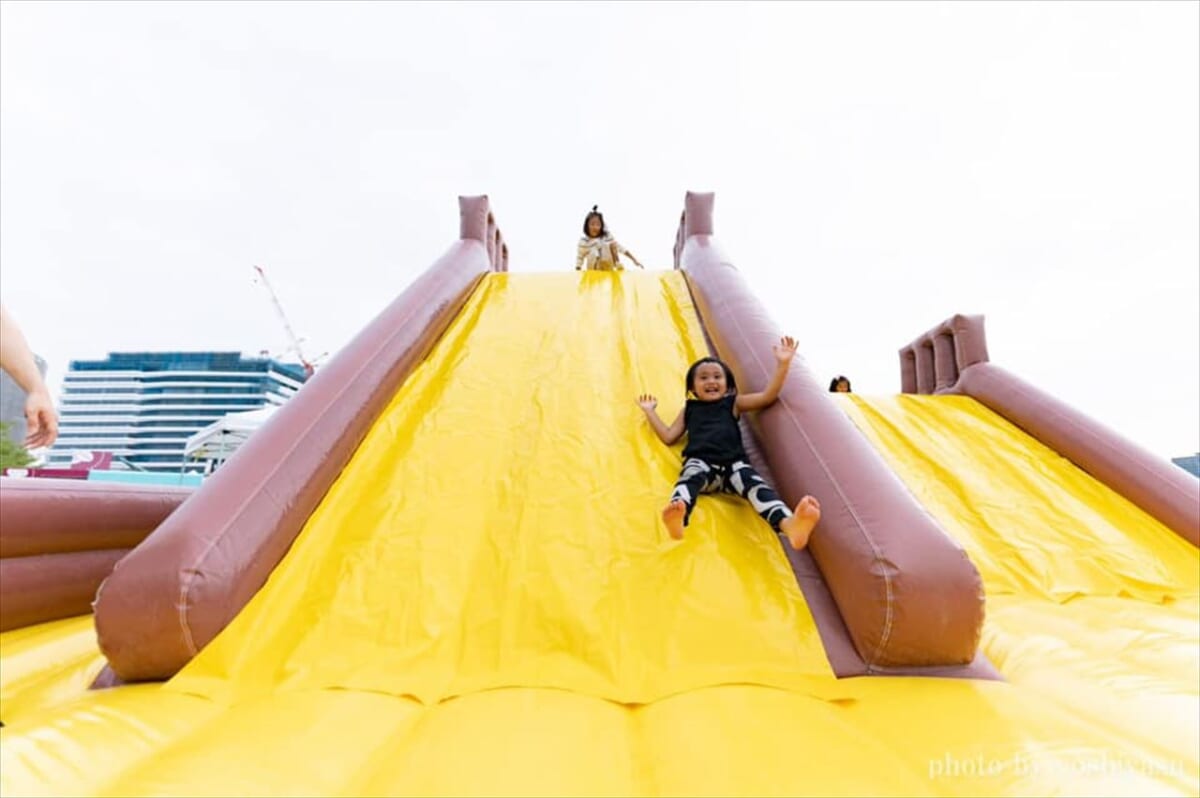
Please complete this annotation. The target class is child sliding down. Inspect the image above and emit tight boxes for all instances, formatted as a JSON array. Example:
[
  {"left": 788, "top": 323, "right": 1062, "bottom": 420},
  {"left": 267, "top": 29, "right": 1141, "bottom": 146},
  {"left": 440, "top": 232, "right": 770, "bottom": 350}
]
[{"left": 636, "top": 336, "right": 821, "bottom": 549}]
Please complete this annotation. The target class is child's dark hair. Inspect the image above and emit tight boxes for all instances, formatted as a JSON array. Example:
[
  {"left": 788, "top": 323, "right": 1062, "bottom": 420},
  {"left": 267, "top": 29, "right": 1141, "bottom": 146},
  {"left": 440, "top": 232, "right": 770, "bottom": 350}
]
[
  {"left": 686, "top": 357, "right": 738, "bottom": 395},
  {"left": 582, "top": 205, "right": 607, "bottom": 237},
  {"left": 829, "top": 375, "right": 852, "bottom": 392}
]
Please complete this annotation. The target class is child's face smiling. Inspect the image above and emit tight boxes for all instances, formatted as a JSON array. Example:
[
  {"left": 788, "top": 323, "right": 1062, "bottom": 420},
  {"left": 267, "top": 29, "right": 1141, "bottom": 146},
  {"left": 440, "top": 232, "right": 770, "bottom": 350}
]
[
  {"left": 586, "top": 216, "right": 603, "bottom": 237},
  {"left": 692, "top": 363, "right": 728, "bottom": 400}
]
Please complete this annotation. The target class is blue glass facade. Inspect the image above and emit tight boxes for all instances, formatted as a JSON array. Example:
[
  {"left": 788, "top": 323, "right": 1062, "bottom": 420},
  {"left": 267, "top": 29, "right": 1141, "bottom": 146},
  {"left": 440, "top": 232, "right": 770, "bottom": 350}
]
[
  {"left": 1172, "top": 454, "right": 1200, "bottom": 478},
  {"left": 47, "top": 352, "right": 309, "bottom": 472}
]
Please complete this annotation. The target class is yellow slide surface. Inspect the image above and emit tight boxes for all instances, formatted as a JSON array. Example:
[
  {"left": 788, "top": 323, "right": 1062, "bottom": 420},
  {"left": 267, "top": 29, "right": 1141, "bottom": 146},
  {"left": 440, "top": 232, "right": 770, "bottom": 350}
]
[
  {"left": 166, "top": 271, "right": 833, "bottom": 705},
  {"left": 839, "top": 394, "right": 1199, "bottom": 786},
  {"left": 2, "top": 274, "right": 1198, "bottom": 797},
  {"left": 0, "top": 615, "right": 108, "bottom": 723}
]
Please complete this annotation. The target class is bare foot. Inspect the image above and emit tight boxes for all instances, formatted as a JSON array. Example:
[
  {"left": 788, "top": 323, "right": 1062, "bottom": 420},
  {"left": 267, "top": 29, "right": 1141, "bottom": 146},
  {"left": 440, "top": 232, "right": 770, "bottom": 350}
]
[
  {"left": 662, "top": 500, "right": 686, "bottom": 540},
  {"left": 780, "top": 496, "right": 821, "bottom": 550}
]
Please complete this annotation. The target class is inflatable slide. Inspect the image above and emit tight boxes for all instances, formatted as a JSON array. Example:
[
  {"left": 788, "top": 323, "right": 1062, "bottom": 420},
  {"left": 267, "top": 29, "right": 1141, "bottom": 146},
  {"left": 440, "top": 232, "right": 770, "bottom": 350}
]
[{"left": 0, "top": 193, "right": 1195, "bottom": 797}]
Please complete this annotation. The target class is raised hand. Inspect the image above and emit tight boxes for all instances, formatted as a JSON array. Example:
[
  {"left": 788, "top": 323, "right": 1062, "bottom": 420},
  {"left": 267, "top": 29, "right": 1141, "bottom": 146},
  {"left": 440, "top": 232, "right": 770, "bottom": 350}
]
[
  {"left": 772, "top": 335, "right": 798, "bottom": 365},
  {"left": 636, "top": 393, "right": 658, "bottom": 412}
]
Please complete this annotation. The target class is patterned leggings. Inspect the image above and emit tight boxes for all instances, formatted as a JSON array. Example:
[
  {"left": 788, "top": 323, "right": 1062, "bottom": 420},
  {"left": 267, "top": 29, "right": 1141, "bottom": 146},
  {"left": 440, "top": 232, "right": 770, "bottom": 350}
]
[{"left": 670, "top": 458, "right": 793, "bottom": 532}]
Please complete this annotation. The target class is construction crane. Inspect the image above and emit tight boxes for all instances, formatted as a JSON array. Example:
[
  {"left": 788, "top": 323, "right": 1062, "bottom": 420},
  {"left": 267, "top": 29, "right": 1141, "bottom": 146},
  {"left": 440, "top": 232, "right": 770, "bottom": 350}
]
[{"left": 252, "top": 265, "right": 323, "bottom": 378}]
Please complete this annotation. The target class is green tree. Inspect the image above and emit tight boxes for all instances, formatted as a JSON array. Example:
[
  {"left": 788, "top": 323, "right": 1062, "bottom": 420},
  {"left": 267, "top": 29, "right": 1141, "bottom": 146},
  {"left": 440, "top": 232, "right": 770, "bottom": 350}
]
[{"left": 0, "top": 421, "right": 34, "bottom": 469}]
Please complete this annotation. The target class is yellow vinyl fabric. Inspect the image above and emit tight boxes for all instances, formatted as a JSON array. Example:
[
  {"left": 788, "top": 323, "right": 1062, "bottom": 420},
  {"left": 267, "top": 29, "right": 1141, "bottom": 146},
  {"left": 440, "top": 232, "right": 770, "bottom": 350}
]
[
  {"left": 166, "top": 271, "right": 833, "bottom": 705},
  {"left": 0, "top": 615, "right": 107, "bottom": 724},
  {"left": 838, "top": 393, "right": 1199, "bottom": 790},
  {"left": 2, "top": 275, "right": 1198, "bottom": 797},
  {"left": 836, "top": 394, "right": 1197, "bottom": 603}
]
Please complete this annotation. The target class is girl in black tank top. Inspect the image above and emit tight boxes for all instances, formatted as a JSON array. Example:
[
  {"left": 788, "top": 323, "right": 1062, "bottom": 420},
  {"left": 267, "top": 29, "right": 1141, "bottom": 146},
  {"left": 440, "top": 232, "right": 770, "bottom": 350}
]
[
  {"left": 681, "top": 394, "right": 747, "bottom": 465},
  {"left": 635, "top": 338, "right": 822, "bottom": 551}
]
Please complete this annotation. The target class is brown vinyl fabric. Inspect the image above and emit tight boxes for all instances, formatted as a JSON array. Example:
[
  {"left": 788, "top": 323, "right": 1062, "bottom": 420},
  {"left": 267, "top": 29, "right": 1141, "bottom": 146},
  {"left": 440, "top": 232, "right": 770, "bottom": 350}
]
[
  {"left": 737, "top": 428, "right": 997, "bottom": 678},
  {"left": 899, "top": 314, "right": 989, "bottom": 394},
  {"left": 93, "top": 196, "right": 503, "bottom": 682},
  {"left": 676, "top": 191, "right": 985, "bottom": 670},
  {"left": 0, "top": 478, "right": 189, "bottom": 631},
  {"left": 1, "top": 550, "right": 130, "bottom": 632},
  {"left": 902, "top": 315, "right": 1199, "bottom": 547},
  {"left": 0, "top": 478, "right": 189, "bottom": 558}
]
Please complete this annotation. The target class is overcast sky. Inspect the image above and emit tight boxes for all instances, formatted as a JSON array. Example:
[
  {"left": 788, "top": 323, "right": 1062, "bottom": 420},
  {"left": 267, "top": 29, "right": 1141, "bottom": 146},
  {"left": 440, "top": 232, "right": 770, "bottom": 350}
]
[{"left": 1, "top": 1, "right": 1197, "bottom": 461}]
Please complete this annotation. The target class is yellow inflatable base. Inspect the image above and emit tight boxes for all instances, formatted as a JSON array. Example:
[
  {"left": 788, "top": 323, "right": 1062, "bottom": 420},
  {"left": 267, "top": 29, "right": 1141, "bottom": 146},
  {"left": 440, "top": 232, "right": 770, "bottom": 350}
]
[{"left": 2, "top": 274, "right": 1196, "bottom": 796}]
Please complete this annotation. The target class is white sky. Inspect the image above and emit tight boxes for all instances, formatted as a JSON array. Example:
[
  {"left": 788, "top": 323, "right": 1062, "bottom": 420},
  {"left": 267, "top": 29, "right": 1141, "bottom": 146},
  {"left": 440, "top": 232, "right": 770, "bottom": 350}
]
[{"left": 1, "top": 1, "right": 1197, "bottom": 461}]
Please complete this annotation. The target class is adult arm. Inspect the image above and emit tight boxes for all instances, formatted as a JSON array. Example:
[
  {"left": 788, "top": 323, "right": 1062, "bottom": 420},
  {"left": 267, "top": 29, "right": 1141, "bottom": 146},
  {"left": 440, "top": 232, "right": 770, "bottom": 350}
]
[{"left": 0, "top": 304, "right": 58, "bottom": 448}]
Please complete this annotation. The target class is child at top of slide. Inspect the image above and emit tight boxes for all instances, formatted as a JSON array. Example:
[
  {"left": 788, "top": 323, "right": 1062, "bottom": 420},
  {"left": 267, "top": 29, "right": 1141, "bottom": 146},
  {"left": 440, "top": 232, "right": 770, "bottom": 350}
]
[{"left": 576, "top": 205, "right": 643, "bottom": 271}]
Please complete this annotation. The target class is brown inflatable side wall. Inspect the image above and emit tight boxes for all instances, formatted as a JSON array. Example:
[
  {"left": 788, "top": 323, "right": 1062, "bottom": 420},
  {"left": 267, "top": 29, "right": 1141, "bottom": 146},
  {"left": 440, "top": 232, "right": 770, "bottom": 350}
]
[
  {"left": 93, "top": 196, "right": 502, "bottom": 682},
  {"left": 676, "top": 191, "right": 985, "bottom": 669},
  {"left": 0, "top": 478, "right": 190, "bottom": 557},
  {"left": 0, "top": 478, "right": 190, "bottom": 632},
  {"left": 898, "top": 314, "right": 990, "bottom": 394},
  {"left": 1, "top": 550, "right": 129, "bottom": 632},
  {"left": 902, "top": 315, "right": 1199, "bottom": 546},
  {"left": 0, "top": 478, "right": 191, "bottom": 558}
]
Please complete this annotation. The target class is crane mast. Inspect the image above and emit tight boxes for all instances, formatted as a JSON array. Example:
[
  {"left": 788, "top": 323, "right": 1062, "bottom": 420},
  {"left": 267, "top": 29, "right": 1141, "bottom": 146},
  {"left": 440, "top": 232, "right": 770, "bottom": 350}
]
[{"left": 253, "top": 265, "right": 316, "bottom": 378}]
